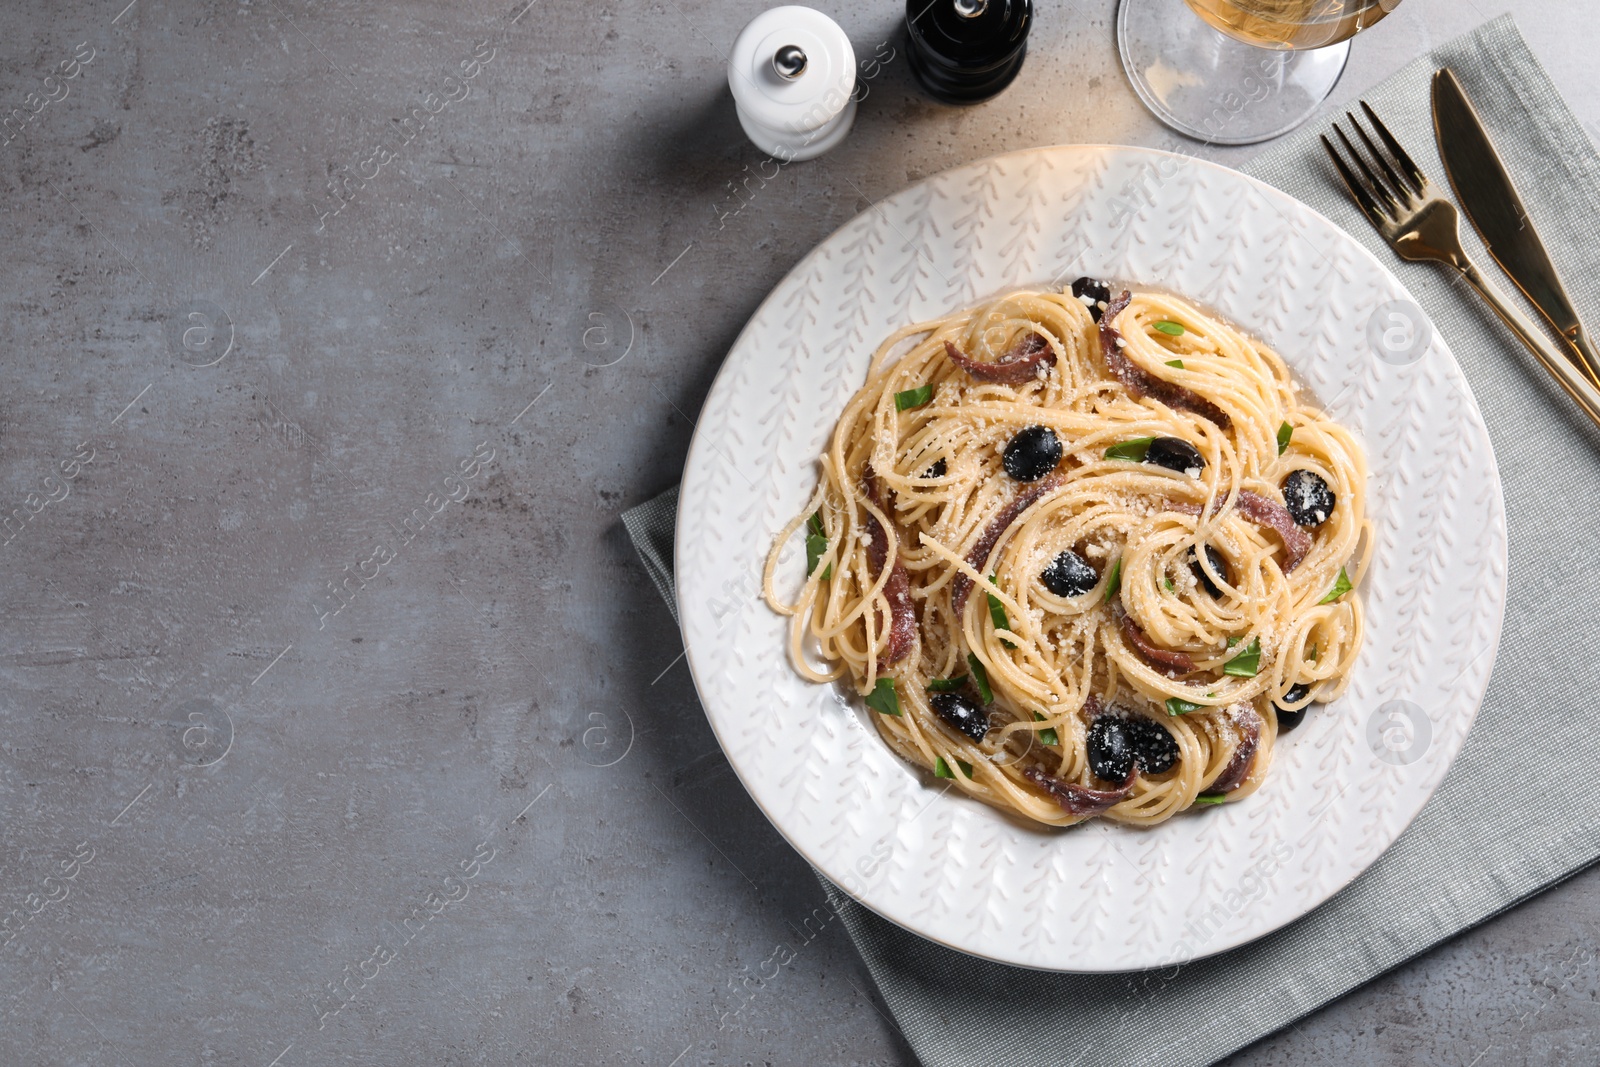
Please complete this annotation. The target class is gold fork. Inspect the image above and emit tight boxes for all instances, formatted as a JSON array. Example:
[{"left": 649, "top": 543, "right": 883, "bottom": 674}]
[{"left": 1322, "top": 102, "right": 1600, "bottom": 430}]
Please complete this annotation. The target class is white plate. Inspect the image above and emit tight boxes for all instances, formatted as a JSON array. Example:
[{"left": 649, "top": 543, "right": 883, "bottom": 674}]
[{"left": 675, "top": 145, "right": 1506, "bottom": 972}]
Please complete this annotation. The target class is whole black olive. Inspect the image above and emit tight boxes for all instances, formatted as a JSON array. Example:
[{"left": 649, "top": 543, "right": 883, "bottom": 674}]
[
  {"left": 1124, "top": 716, "right": 1180, "bottom": 775},
  {"left": 1071, "top": 277, "right": 1113, "bottom": 322},
  {"left": 931, "top": 692, "right": 988, "bottom": 742},
  {"left": 1086, "top": 716, "right": 1135, "bottom": 782},
  {"left": 1282, "top": 470, "right": 1336, "bottom": 527},
  {"left": 1189, "top": 544, "right": 1230, "bottom": 598},
  {"left": 1040, "top": 549, "right": 1097, "bottom": 598},
  {"left": 1145, "top": 437, "right": 1205, "bottom": 477},
  {"left": 1002, "top": 425, "right": 1062, "bottom": 482},
  {"left": 1274, "top": 682, "right": 1314, "bottom": 733}
]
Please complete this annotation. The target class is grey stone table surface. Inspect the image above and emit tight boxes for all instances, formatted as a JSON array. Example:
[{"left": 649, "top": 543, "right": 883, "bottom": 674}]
[{"left": 2, "top": 1, "right": 1598, "bottom": 1065}]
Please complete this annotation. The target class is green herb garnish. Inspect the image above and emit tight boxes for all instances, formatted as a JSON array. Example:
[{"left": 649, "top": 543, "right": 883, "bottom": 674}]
[
  {"left": 1165, "top": 696, "right": 1202, "bottom": 716},
  {"left": 986, "top": 575, "right": 1015, "bottom": 649},
  {"left": 1193, "top": 794, "right": 1229, "bottom": 805},
  {"left": 1104, "top": 437, "right": 1154, "bottom": 462},
  {"left": 894, "top": 384, "right": 933, "bottom": 411},
  {"left": 865, "top": 677, "right": 901, "bottom": 716},
  {"left": 1223, "top": 637, "right": 1262, "bottom": 678},
  {"left": 1307, "top": 646, "right": 1319, "bottom": 662},
  {"left": 927, "top": 675, "right": 968, "bottom": 693},
  {"left": 1163, "top": 576, "right": 1174, "bottom": 591},
  {"left": 1276, "top": 421, "right": 1293, "bottom": 455},
  {"left": 934, "top": 756, "right": 975, "bottom": 779},
  {"left": 965, "top": 652, "right": 993, "bottom": 705},
  {"left": 1103, "top": 558, "right": 1122, "bottom": 604},
  {"left": 986, "top": 592, "right": 1009, "bottom": 633},
  {"left": 1165, "top": 359, "right": 1184, "bottom": 369},
  {"left": 1319, "top": 567, "right": 1353, "bottom": 605},
  {"left": 1153, "top": 320, "right": 1186, "bottom": 336},
  {"left": 1226, "top": 635, "right": 1241, "bottom": 648},
  {"left": 804, "top": 512, "right": 831, "bottom": 579},
  {"left": 1033, "top": 712, "right": 1059, "bottom": 747}
]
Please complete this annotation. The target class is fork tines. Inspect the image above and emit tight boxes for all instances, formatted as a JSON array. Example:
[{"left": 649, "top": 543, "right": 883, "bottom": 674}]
[{"left": 1321, "top": 102, "right": 1429, "bottom": 228}]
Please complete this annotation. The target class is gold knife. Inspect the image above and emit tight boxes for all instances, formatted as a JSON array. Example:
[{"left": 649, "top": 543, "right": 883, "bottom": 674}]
[{"left": 1432, "top": 67, "right": 1600, "bottom": 389}]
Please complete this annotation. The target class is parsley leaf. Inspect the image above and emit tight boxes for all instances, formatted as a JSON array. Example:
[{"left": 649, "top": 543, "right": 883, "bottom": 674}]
[
  {"left": 1104, "top": 437, "right": 1154, "bottom": 462},
  {"left": 1223, "top": 637, "right": 1262, "bottom": 678},
  {"left": 1193, "top": 794, "right": 1229, "bottom": 805},
  {"left": 934, "top": 756, "right": 975, "bottom": 779},
  {"left": 1103, "top": 558, "right": 1123, "bottom": 604},
  {"left": 1165, "top": 696, "right": 1202, "bottom": 716},
  {"left": 965, "top": 652, "right": 993, "bottom": 705},
  {"left": 1033, "top": 712, "right": 1059, "bottom": 747},
  {"left": 927, "top": 675, "right": 968, "bottom": 693},
  {"left": 894, "top": 384, "right": 933, "bottom": 411},
  {"left": 1165, "top": 359, "right": 1184, "bottom": 369},
  {"left": 864, "top": 678, "right": 900, "bottom": 716},
  {"left": 806, "top": 511, "right": 832, "bottom": 579},
  {"left": 1277, "top": 421, "right": 1293, "bottom": 455},
  {"left": 1319, "top": 566, "right": 1353, "bottom": 605},
  {"left": 986, "top": 575, "right": 1014, "bottom": 649},
  {"left": 1153, "top": 320, "right": 1186, "bottom": 336}
]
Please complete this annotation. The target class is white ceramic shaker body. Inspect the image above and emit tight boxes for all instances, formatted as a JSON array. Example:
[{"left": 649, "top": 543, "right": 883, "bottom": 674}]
[{"left": 728, "top": 6, "right": 857, "bottom": 162}]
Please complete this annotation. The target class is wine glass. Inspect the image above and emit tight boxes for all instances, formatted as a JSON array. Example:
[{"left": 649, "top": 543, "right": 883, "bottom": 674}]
[{"left": 1117, "top": 0, "right": 1401, "bottom": 145}]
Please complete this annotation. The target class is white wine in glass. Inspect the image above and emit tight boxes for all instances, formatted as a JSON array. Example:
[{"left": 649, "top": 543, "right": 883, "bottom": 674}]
[
  {"left": 1186, "top": 0, "right": 1396, "bottom": 50},
  {"left": 1117, "top": 0, "right": 1402, "bottom": 144}
]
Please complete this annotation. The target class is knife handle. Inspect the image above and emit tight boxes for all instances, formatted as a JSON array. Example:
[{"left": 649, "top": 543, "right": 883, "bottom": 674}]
[
  {"left": 1457, "top": 260, "right": 1600, "bottom": 430},
  {"left": 1567, "top": 330, "right": 1600, "bottom": 391}
]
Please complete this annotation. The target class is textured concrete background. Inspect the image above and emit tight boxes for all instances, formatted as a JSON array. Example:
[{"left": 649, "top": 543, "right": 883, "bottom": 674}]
[{"left": 1, "top": 1, "right": 1598, "bottom": 1065}]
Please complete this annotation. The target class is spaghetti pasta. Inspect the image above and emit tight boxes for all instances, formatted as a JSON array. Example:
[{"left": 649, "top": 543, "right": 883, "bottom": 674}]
[{"left": 763, "top": 283, "right": 1368, "bottom": 828}]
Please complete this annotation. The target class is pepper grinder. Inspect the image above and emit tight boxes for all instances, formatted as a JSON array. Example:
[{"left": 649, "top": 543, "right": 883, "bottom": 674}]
[
  {"left": 906, "top": 0, "right": 1032, "bottom": 105},
  {"left": 729, "top": 6, "right": 857, "bottom": 162}
]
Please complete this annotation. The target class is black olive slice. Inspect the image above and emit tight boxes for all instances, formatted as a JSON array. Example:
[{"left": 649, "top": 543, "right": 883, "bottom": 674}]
[{"left": 1002, "top": 426, "right": 1062, "bottom": 482}]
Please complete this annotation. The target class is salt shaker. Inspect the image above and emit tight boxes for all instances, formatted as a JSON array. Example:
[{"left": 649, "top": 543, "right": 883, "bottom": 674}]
[
  {"left": 728, "top": 5, "right": 857, "bottom": 162},
  {"left": 906, "top": 0, "right": 1032, "bottom": 105}
]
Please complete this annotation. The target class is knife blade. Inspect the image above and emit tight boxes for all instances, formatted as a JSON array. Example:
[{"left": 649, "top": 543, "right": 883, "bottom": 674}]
[{"left": 1431, "top": 67, "right": 1600, "bottom": 389}]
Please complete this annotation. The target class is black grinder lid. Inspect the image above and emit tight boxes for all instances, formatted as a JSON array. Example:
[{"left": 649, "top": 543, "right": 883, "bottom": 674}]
[{"left": 906, "top": 0, "right": 1032, "bottom": 102}]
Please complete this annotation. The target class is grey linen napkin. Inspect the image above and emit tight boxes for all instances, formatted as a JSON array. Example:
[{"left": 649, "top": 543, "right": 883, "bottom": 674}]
[{"left": 624, "top": 15, "right": 1600, "bottom": 1065}]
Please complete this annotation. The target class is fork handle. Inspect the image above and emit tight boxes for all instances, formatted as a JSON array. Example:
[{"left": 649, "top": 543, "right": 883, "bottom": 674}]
[{"left": 1456, "top": 260, "right": 1600, "bottom": 430}]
